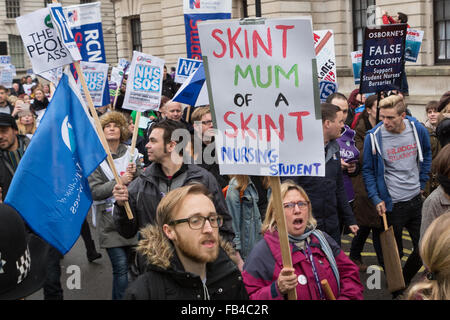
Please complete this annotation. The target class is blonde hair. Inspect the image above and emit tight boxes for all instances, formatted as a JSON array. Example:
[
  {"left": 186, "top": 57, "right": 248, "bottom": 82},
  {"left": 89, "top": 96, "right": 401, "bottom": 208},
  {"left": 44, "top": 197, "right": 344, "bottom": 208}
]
[
  {"left": 156, "top": 183, "right": 214, "bottom": 228},
  {"left": 406, "top": 211, "right": 450, "bottom": 300},
  {"left": 261, "top": 180, "right": 316, "bottom": 234},
  {"left": 16, "top": 116, "right": 37, "bottom": 135},
  {"left": 191, "top": 106, "right": 211, "bottom": 123},
  {"left": 379, "top": 95, "right": 406, "bottom": 115}
]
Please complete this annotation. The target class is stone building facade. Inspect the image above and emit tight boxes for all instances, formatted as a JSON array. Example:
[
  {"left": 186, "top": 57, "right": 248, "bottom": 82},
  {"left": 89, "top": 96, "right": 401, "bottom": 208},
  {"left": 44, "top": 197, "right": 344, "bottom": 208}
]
[
  {"left": 1, "top": 1, "right": 448, "bottom": 120},
  {"left": 110, "top": 0, "right": 450, "bottom": 121},
  {"left": 0, "top": 0, "right": 117, "bottom": 77}
]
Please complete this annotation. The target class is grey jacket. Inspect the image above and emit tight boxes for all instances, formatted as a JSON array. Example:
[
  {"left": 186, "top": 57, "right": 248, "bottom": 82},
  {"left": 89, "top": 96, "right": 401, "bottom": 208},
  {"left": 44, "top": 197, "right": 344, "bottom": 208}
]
[
  {"left": 88, "top": 144, "right": 141, "bottom": 248},
  {"left": 420, "top": 186, "right": 450, "bottom": 244}
]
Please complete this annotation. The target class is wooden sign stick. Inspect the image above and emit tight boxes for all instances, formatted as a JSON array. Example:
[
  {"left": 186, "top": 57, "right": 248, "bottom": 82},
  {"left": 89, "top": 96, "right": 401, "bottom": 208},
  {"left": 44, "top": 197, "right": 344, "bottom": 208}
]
[
  {"left": 129, "top": 111, "right": 141, "bottom": 162},
  {"left": 51, "top": 1, "right": 133, "bottom": 221},
  {"left": 268, "top": 176, "right": 297, "bottom": 300}
]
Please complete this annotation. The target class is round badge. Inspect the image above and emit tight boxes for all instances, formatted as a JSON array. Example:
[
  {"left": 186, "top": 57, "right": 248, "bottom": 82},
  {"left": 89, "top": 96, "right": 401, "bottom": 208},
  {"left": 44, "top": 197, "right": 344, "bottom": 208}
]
[{"left": 298, "top": 274, "right": 307, "bottom": 285}]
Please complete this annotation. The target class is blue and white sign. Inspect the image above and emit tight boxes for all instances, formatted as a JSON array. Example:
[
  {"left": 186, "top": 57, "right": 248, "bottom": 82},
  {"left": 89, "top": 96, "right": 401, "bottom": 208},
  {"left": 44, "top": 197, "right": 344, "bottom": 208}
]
[
  {"left": 0, "top": 56, "right": 11, "bottom": 65},
  {"left": 405, "top": 29, "right": 424, "bottom": 63},
  {"left": 79, "top": 61, "right": 108, "bottom": 107},
  {"left": 123, "top": 51, "right": 165, "bottom": 112},
  {"left": 175, "top": 57, "right": 202, "bottom": 84},
  {"left": 351, "top": 50, "right": 362, "bottom": 85},
  {"left": 183, "top": 0, "right": 231, "bottom": 60},
  {"left": 63, "top": 2, "right": 110, "bottom": 106},
  {"left": 49, "top": 4, "right": 82, "bottom": 61},
  {"left": 319, "top": 81, "right": 338, "bottom": 103}
]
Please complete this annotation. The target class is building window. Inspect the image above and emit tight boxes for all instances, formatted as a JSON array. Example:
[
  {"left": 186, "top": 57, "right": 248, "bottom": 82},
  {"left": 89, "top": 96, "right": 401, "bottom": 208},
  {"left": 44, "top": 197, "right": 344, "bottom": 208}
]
[
  {"left": 80, "top": 0, "right": 93, "bottom": 3},
  {"left": 130, "top": 18, "right": 142, "bottom": 53},
  {"left": 352, "top": 0, "right": 376, "bottom": 51},
  {"left": 6, "top": 0, "right": 20, "bottom": 18},
  {"left": 44, "top": 0, "right": 52, "bottom": 6},
  {"left": 435, "top": 0, "right": 450, "bottom": 63},
  {"left": 8, "top": 35, "right": 24, "bottom": 68}
]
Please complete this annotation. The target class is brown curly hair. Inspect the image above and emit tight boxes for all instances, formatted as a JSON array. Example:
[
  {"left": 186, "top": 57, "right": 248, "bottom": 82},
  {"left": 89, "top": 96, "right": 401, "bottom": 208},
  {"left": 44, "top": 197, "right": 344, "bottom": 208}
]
[{"left": 99, "top": 111, "right": 130, "bottom": 143}]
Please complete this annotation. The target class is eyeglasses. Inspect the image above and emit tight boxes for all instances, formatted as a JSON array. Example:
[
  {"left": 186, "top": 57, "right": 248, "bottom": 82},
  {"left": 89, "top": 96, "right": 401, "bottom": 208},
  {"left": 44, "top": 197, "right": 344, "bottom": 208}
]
[
  {"left": 283, "top": 201, "right": 310, "bottom": 210},
  {"left": 168, "top": 214, "right": 223, "bottom": 230}
]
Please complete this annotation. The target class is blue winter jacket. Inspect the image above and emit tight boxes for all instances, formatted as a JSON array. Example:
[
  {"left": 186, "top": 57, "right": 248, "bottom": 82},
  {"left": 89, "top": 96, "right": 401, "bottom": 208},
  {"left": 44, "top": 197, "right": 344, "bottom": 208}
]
[{"left": 362, "top": 116, "right": 432, "bottom": 212}]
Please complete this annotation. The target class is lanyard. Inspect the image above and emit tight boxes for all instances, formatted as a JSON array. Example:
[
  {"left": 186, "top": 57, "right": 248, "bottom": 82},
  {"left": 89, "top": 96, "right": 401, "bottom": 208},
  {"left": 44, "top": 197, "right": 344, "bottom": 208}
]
[{"left": 304, "top": 242, "right": 325, "bottom": 300}]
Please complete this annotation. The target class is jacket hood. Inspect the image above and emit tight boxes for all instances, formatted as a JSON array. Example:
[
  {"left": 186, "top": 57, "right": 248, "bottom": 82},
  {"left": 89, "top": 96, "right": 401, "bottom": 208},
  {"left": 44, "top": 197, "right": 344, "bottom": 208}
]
[{"left": 137, "top": 224, "right": 235, "bottom": 270}]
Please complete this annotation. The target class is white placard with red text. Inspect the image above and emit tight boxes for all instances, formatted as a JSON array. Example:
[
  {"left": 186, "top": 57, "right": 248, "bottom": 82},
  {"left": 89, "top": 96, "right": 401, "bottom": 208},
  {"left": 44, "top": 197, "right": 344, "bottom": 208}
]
[{"left": 198, "top": 17, "right": 325, "bottom": 176}]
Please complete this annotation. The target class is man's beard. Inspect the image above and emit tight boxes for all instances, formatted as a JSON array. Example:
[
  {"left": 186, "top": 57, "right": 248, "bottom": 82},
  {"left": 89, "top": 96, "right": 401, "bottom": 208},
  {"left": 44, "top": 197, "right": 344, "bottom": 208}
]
[{"left": 175, "top": 231, "right": 219, "bottom": 264}]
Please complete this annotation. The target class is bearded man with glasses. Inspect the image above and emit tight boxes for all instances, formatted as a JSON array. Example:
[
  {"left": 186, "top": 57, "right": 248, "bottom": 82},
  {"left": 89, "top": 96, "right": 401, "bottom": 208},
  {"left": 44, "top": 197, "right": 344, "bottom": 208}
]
[{"left": 124, "top": 184, "right": 248, "bottom": 300}]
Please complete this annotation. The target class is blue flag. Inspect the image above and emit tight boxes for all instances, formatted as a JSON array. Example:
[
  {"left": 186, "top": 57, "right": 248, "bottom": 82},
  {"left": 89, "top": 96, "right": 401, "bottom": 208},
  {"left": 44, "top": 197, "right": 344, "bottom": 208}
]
[{"left": 5, "top": 70, "right": 107, "bottom": 254}]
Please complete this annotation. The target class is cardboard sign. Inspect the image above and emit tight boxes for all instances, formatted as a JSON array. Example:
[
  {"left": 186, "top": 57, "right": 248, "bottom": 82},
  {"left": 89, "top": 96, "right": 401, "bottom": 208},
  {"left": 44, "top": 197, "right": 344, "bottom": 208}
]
[
  {"left": 16, "top": 8, "right": 75, "bottom": 74},
  {"left": 198, "top": 17, "right": 325, "bottom": 177},
  {"left": 175, "top": 57, "right": 203, "bottom": 84},
  {"left": 351, "top": 50, "right": 362, "bottom": 85},
  {"left": 405, "top": 29, "right": 424, "bottom": 63},
  {"left": 359, "top": 24, "right": 407, "bottom": 94},
  {"left": 49, "top": 4, "right": 82, "bottom": 61},
  {"left": 123, "top": 51, "right": 165, "bottom": 112},
  {"left": 79, "top": 61, "right": 108, "bottom": 107},
  {"left": 183, "top": 0, "right": 231, "bottom": 60}
]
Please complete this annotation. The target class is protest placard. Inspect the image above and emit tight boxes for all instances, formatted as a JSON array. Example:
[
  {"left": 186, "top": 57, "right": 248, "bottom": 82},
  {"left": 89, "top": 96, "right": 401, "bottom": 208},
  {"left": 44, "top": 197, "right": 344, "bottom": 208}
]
[
  {"left": 351, "top": 50, "right": 362, "bottom": 85},
  {"left": 0, "top": 64, "right": 13, "bottom": 88},
  {"left": 109, "top": 66, "right": 124, "bottom": 105},
  {"left": 16, "top": 7, "right": 75, "bottom": 74},
  {"left": 405, "top": 29, "right": 424, "bottom": 63},
  {"left": 314, "top": 30, "right": 337, "bottom": 102},
  {"left": 359, "top": 24, "right": 407, "bottom": 94},
  {"left": 198, "top": 17, "right": 325, "bottom": 177},
  {"left": 183, "top": 0, "right": 231, "bottom": 60},
  {"left": 49, "top": 3, "right": 82, "bottom": 61},
  {"left": 64, "top": 2, "right": 105, "bottom": 63},
  {"left": 79, "top": 61, "right": 108, "bottom": 107},
  {"left": 175, "top": 57, "right": 203, "bottom": 84},
  {"left": 123, "top": 51, "right": 165, "bottom": 112}
]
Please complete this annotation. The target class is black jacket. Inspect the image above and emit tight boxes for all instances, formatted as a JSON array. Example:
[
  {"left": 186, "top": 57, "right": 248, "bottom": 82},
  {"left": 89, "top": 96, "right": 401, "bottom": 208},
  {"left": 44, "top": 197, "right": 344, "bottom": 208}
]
[
  {"left": 124, "top": 225, "right": 248, "bottom": 300},
  {"left": 113, "top": 162, "right": 235, "bottom": 243},
  {"left": 0, "top": 135, "right": 30, "bottom": 200},
  {"left": 283, "top": 140, "right": 356, "bottom": 236}
]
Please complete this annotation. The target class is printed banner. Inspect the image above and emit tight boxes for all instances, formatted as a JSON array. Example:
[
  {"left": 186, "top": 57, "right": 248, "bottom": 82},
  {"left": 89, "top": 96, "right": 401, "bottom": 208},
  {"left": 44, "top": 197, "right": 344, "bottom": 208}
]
[
  {"left": 351, "top": 50, "right": 362, "bottom": 85},
  {"left": 0, "top": 56, "right": 11, "bottom": 65},
  {"left": 313, "top": 30, "right": 337, "bottom": 102},
  {"left": 123, "top": 51, "right": 165, "bottom": 112},
  {"left": 49, "top": 4, "right": 82, "bottom": 61},
  {"left": 64, "top": 2, "right": 110, "bottom": 106},
  {"left": 359, "top": 24, "right": 407, "bottom": 94},
  {"left": 0, "top": 64, "right": 14, "bottom": 88},
  {"left": 198, "top": 17, "right": 325, "bottom": 177},
  {"left": 79, "top": 61, "right": 108, "bottom": 107},
  {"left": 405, "top": 29, "right": 424, "bottom": 63},
  {"left": 183, "top": 0, "right": 231, "bottom": 60},
  {"left": 175, "top": 57, "right": 203, "bottom": 84},
  {"left": 16, "top": 7, "right": 75, "bottom": 74}
]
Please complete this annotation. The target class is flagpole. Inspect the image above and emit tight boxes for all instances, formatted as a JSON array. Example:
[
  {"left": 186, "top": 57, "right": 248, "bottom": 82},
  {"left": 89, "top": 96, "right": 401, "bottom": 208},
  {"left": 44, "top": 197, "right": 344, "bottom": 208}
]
[
  {"left": 50, "top": 0, "right": 133, "bottom": 220},
  {"left": 129, "top": 111, "right": 141, "bottom": 162},
  {"left": 74, "top": 62, "right": 134, "bottom": 220}
]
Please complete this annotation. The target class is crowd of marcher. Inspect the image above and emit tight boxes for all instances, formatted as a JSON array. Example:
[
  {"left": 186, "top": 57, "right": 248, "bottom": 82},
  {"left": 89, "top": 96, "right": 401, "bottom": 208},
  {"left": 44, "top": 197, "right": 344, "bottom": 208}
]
[{"left": 1, "top": 54, "right": 450, "bottom": 301}]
